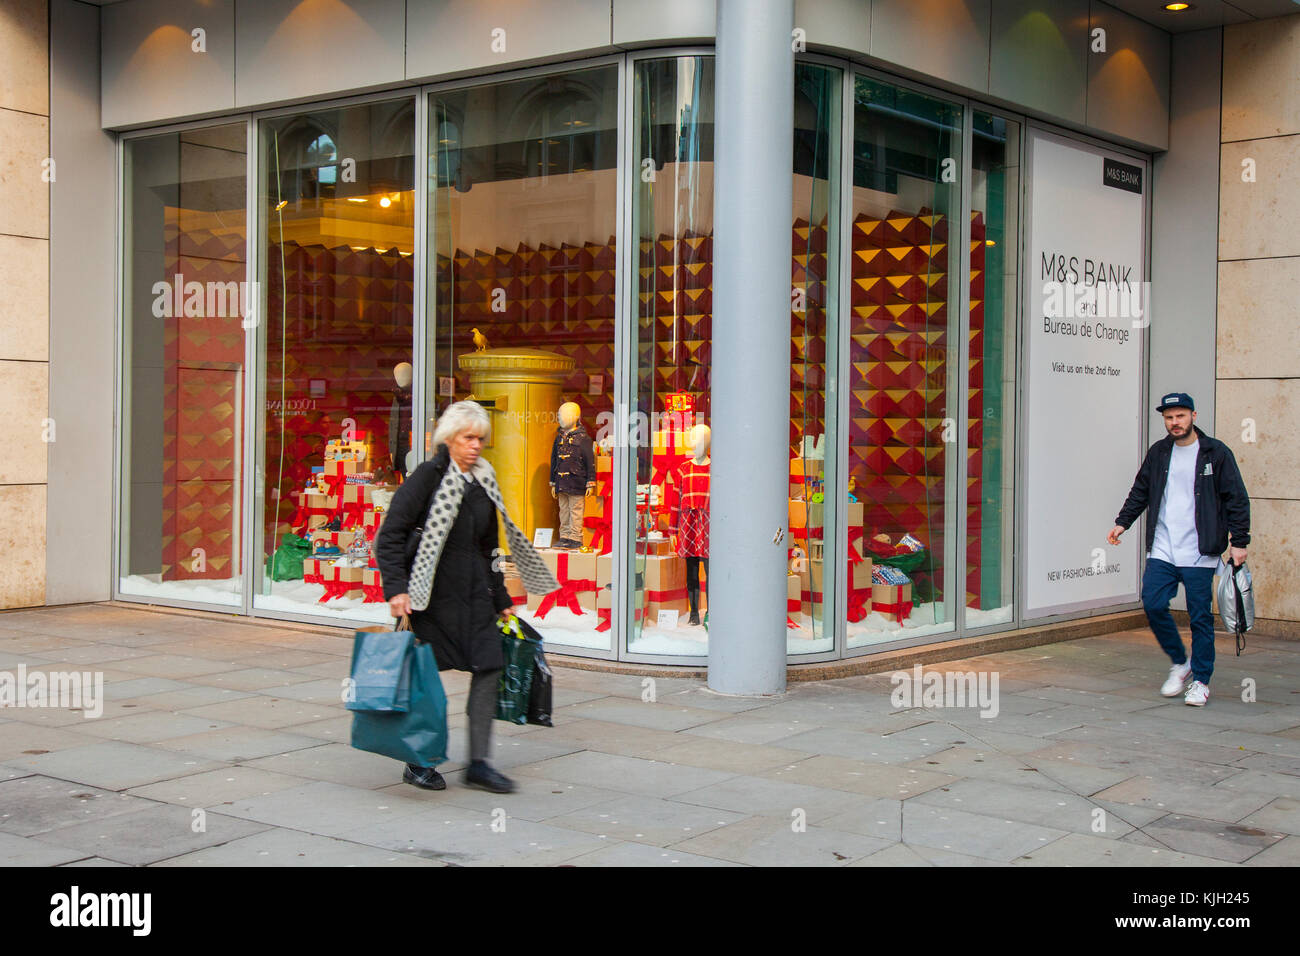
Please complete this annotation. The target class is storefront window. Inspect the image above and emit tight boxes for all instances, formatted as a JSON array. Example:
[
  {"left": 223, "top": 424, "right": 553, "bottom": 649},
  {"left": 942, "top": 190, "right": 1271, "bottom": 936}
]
[
  {"left": 427, "top": 66, "right": 620, "bottom": 652},
  {"left": 789, "top": 62, "right": 841, "bottom": 655},
  {"left": 119, "top": 124, "right": 248, "bottom": 607},
  {"left": 629, "top": 56, "right": 715, "bottom": 656},
  {"left": 254, "top": 99, "right": 415, "bottom": 621},
  {"left": 846, "top": 77, "right": 962, "bottom": 647},
  {"left": 967, "top": 112, "right": 1019, "bottom": 628}
]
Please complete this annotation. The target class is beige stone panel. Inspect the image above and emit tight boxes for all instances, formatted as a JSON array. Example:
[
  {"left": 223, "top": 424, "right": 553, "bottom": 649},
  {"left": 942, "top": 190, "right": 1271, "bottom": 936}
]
[
  {"left": 0, "top": 483, "right": 45, "bottom": 608},
  {"left": 1216, "top": 379, "right": 1300, "bottom": 500},
  {"left": 1217, "top": 257, "right": 1300, "bottom": 379},
  {"left": 1219, "top": 136, "right": 1300, "bottom": 261},
  {"left": 0, "top": 107, "right": 49, "bottom": 238},
  {"left": 1222, "top": 14, "right": 1300, "bottom": 142},
  {"left": 0, "top": 235, "right": 48, "bottom": 361},
  {"left": 0, "top": 359, "right": 48, "bottom": 484},
  {"left": 1246, "top": 497, "right": 1300, "bottom": 625},
  {"left": 0, "top": 0, "right": 48, "bottom": 115}
]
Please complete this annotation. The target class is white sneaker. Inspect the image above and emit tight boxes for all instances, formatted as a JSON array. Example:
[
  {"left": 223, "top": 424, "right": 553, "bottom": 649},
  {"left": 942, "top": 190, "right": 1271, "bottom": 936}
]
[
  {"left": 1160, "top": 662, "right": 1191, "bottom": 697},
  {"left": 1184, "top": 681, "right": 1209, "bottom": 707}
]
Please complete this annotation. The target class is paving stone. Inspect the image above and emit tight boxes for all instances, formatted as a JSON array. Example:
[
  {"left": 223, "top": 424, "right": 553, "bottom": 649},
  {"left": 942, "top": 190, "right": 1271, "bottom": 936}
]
[
  {"left": 563, "top": 840, "right": 740, "bottom": 866},
  {"left": 514, "top": 750, "right": 736, "bottom": 798},
  {"left": 1244, "top": 834, "right": 1300, "bottom": 866},
  {"left": 1237, "top": 797, "right": 1300, "bottom": 837},
  {"left": 100, "top": 677, "right": 194, "bottom": 701},
  {"left": 177, "top": 696, "right": 338, "bottom": 729},
  {"left": 670, "top": 815, "right": 891, "bottom": 866},
  {"left": 276, "top": 715, "right": 354, "bottom": 743},
  {"left": 443, "top": 733, "right": 586, "bottom": 772},
  {"left": 642, "top": 737, "right": 810, "bottom": 775},
  {"left": 0, "top": 722, "right": 101, "bottom": 761},
  {"left": 520, "top": 718, "right": 680, "bottom": 758},
  {"left": 901, "top": 747, "right": 1077, "bottom": 793},
  {"left": 911, "top": 778, "right": 1135, "bottom": 838},
  {"left": 188, "top": 668, "right": 324, "bottom": 692},
  {"left": 153, "top": 727, "right": 327, "bottom": 763},
  {"left": 0, "top": 829, "right": 90, "bottom": 866},
  {"left": 1050, "top": 724, "right": 1252, "bottom": 767},
  {"left": 776, "top": 726, "right": 956, "bottom": 764},
  {"left": 1136, "top": 812, "right": 1287, "bottom": 863},
  {"left": 1011, "top": 830, "right": 1236, "bottom": 866},
  {"left": 817, "top": 798, "right": 903, "bottom": 842},
  {"left": 0, "top": 775, "right": 155, "bottom": 836},
  {"left": 126, "top": 767, "right": 315, "bottom": 807},
  {"left": 680, "top": 714, "right": 831, "bottom": 746},
  {"left": 244, "top": 743, "right": 417, "bottom": 789},
  {"left": 31, "top": 805, "right": 270, "bottom": 866},
  {"left": 760, "top": 755, "right": 955, "bottom": 799},
  {"left": 543, "top": 794, "right": 747, "bottom": 846},
  {"left": 151, "top": 828, "right": 443, "bottom": 866},
  {"left": 1091, "top": 773, "right": 1273, "bottom": 823},
  {"left": 847, "top": 842, "right": 986, "bottom": 866},
  {"left": 3, "top": 741, "right": 226, "bottom": 791},
  {"left": 115, "top": 686, "right": 256, "bottom": 710},
  {"left": 673, "top": 771, "right": 863, "bottom": 819},
  {"left": 901, "top": 803, "right": 1069, "bottom": 862},
  {"left": 1204, "top": 729, "right": 1300, "bottom": 759},
  {"left": 107, "top": 654, "right": 238, "bottom": 680},
  {"left": 554, "top": 697, "right": 728, "bottom": 732},
  {"left": 404, "top": 773, "right": 626, "bottom": 824},
  {"left": 217, "top": 781, "right": 431, "bottom": 838},
  {"left": 77, "top": 711, "right": 236, "bottom": 745},
  {"left": 35, "top": 645, "right": 158, "bottom": 666},
  {"left": 57, "top": 857, "right": 130, "bottom": 866}
]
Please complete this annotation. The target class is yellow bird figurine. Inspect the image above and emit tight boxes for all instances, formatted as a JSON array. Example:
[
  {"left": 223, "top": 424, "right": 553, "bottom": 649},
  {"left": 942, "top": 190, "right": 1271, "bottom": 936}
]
[{"left": 471, "top": 327, "right": 490, "bottom": 352}]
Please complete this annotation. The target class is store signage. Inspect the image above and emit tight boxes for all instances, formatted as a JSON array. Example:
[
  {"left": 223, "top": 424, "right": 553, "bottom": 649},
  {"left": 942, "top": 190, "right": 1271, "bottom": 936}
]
[
  {"left": 1102, "top": 158, "right": 1143, "bottom": 194},
  {"left": 1023, "top": 132, "right": 1145, "bottom": 617}
]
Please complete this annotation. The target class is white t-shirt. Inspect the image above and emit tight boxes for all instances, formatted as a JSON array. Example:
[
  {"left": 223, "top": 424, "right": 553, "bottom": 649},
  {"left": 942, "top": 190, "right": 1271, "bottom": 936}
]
[{"left": 1149, "top": 440, "right": 1218, "bottom": 568}]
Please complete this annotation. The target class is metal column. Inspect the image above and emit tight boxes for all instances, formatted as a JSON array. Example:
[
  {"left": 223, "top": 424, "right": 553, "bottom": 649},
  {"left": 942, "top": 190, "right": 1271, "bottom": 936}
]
[{"left": 708, "top": 0, "right": 794, "bottom": 695}]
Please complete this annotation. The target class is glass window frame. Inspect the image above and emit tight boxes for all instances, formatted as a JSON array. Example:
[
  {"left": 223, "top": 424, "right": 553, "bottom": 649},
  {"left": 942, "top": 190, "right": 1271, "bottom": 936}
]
[{"left": 110, "top": 50, "right": 1153, "bottom": 662}]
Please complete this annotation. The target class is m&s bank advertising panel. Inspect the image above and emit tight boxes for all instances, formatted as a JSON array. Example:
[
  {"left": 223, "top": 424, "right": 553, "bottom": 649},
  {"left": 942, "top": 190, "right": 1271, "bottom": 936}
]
[{"left": 1024, "top": 132, "right": 1145, "bottom": 616}]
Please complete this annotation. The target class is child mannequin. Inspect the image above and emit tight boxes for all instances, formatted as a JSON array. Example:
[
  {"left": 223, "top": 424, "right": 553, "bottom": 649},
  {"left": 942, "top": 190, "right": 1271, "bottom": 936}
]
[
  {"left": 549, "top": 401, "right": 596, "bottom": 549},
  {"left": 669, "top": 424, "right": 710, "bottom": 625}
]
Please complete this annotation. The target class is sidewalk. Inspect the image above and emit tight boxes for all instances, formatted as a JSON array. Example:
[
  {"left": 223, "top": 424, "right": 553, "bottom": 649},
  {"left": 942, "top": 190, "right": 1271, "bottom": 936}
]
[{"left": 0, "top": 604, "right": 1296, "bottom": 867}]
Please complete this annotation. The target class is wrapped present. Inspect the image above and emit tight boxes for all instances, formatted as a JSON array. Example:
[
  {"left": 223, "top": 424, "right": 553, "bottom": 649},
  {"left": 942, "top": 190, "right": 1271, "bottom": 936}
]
[
  {"left": 871, "top": 565, "right": 913, "bottom": 621},
  {"left": 318, "top": 560, "right": 364, "bottom": 602},
  {"left": 325, "top": 437, "right": 369, "bottom": 462},
  {"left": 504, "top": 573, "right": 527, "bottom": 606},
  {"left": 639, "top": 535, "right": 675, "bottom": 557},
  {"left": 533, "top": 549, "right": 600, "bottom": 615},
  {"left": 642, "top": 553, "right": 688, "bottom": 615},
  {"left": 789, "top": 458, "right": 824, "bottom": 479},
  {"left": 302, "top": 556, "right": 327, "bottom": 584},
  {"left": 595, "top": 454, "right": 612, "bottom": 476},
  {"left": 787, "top": 573, "right": 801, "bottom": 617},
  {"left": 361, "top": 567, "right": 384, "bottom": 603},
  {"left": 896, "top": 533, "right": 925, "bottom": 553},
  {"left": 309, "top": 529, "right": 359, "bottom": 555},
  {"left": 324, "top": 458, "right": 366, "bottom": 479}
]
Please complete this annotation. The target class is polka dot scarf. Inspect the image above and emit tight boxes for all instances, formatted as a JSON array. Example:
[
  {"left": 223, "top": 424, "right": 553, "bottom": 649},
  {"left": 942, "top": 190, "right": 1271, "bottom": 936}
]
[{"left": 407, "top": 457, "right": 559, "bottom": 612}]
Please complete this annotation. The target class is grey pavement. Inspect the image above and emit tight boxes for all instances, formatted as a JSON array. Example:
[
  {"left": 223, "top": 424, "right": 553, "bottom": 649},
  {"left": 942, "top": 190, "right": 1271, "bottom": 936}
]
[{"left": 0, "top": 604, "right": 1297, "bottom": 866}]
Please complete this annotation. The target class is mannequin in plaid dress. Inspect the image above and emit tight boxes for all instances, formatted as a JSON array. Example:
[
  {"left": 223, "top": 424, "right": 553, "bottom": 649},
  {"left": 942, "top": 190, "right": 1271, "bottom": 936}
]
[{"left": 668, "top": 424, "right": 711, "bottom": 625}]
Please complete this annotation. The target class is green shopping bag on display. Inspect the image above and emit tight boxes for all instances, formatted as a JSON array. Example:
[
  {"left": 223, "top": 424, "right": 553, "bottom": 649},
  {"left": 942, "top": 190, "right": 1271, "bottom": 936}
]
[
  {"left": 350, "top": 619, "right": 449, "bottom": 766},
  {"left": 495, "top": 616, "right": 542, "bottom": 725},
  {"left": 267, "top": 533, "right": 310, "bottom": 581}
]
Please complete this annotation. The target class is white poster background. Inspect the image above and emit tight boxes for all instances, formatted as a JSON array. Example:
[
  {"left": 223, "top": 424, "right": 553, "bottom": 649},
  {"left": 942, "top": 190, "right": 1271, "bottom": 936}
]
[{"left": 1024, "top": 132, "right": 1145, "bottom": 616}]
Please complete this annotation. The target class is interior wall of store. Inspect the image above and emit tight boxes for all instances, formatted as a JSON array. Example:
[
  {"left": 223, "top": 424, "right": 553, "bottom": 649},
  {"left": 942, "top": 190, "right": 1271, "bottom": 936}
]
[
  {"left": 100, "top": 0, "right": 1171, "bottom": 152},
  {"left": 47, "top": 0, "right": 116, "bottom": 605},
  {"left": 1150, "top": 28, "right": 1221, "bottom": 442}
]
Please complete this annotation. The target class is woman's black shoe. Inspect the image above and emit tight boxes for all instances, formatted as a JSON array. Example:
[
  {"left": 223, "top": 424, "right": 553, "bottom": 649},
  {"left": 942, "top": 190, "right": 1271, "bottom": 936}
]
[
  {"left": 403, "top": 764, "right": 446, "bottom": 790},
  {"left": 465, "top": 761, "right": 515, "bottom": 793}
]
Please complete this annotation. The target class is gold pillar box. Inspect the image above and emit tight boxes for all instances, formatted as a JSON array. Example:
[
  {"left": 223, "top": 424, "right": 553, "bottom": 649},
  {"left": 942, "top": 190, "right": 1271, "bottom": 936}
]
[{"left": 457, "top": 347, "right": 574, "bottom": 542}]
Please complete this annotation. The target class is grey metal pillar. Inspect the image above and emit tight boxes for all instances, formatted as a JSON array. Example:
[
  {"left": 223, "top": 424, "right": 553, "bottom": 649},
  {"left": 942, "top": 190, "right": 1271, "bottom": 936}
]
[{"left": 708, "top": 0, "right": 794, "bottom": 696}]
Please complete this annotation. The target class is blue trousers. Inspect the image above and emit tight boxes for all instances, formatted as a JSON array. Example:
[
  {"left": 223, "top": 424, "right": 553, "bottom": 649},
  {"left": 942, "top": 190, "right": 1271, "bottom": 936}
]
[{"left": 1141, "top": 557, "right": 1216, "bottom": 685}]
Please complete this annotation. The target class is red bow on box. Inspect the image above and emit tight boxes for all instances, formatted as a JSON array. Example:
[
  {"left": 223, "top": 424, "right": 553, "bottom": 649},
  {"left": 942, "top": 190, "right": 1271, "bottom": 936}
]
[
  {"left": 847, "top": 587, "right": 872, "bottom": 623},
  {"left": 535, "top": 579, "right": 596, "bottom": 618},
  {"left": 361, "top": 583, "right": 385, "bottom": 603},
  {"left": 318, "top": 580, "right": 356, "bottom": 602},
  {"left": 584, "top": 515, "right": 612, "bottom": 554}
]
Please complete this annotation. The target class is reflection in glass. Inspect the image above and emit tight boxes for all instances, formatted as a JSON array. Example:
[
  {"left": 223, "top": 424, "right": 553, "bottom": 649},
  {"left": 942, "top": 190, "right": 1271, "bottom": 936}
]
[
  {"left": 428, "top": 66, "right": 620, "bottom": 652},
  {"left": 255, "top": 99, "right": 415, "bottom": 621},
  {"left": 847, "top": 77, "right": 961, "bottom": 646},
  {"left": 967, "top": 112, "right": 1019, "bottom": 627},
  {"left": 120, "top": 124, "right": 248, "bottom": 606}
]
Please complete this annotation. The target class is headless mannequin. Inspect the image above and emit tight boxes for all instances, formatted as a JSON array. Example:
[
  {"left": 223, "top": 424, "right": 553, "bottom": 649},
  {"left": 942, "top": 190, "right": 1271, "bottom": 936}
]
[
  {"left": 390, "top": 362, "right": 413, "bottom": 479},
  {"left": 675, "top": 424, "right": 710, "bottom": 625}
]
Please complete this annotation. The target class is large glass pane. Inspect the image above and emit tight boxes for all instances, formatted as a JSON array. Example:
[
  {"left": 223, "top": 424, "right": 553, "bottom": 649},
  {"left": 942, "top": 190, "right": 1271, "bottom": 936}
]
[
  {"left": 428, "top": 66, "right": 620, "bottom": 652},
  {"left": 788, "top": 62, "right": 841, "bottom": 655},
  {"left": 846, "top": 77, "right": 961, "bottom": 647},
  {"left": 966, "top": 112, "right": 1019, "bottom": 628},
  {"left": 254, "top": 99, "right": 415, "bottom": 620},
  {"left": 629, "top": 56, "right": 715, "bottom": 656},
  {"left": 120, "top": 124, "right": 248, "bottom": 607}
]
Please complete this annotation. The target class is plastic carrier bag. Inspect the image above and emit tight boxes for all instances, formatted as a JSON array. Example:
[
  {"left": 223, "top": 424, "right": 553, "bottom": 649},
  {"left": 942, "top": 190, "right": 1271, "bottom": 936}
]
[{"left": 1216, "top": 560, "right": 1254, "bottom": 655}]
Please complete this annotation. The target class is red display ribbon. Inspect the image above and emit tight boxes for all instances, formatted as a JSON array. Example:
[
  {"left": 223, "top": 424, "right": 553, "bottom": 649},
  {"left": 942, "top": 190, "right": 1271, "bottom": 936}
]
[
  {"left": 323, "top": 473, "right": 347, "bottom": 497},
  {"left": 339, "top": 501, "right": 366, "bottom": 529},
  {"left": 645, "top": 586, "right": 687, "bottom": 602},
  {"left": 584, "top": 515, "right": 612, "bottom": 554},
  {"left": 787, "top": 617, "right": 799, "bottom": 629},
  {"left": 318, "top": 579, "right": 356, "bottom": 602},
  {"left": 302, "top": 571, "right": 324, "bottom": 585},
  {"left": 847, "top": 587, "right": 872, "bottom": 623},
  {"left": 874, "top": 599, "right": 913, "bottom": 623},
  {"left": 535, "top": 581, "right": 589, "bottom": 618},
  {"left": 361, "top": 583, "right": 385, "bottom": 603},
  {"left": 847, "top": 527, "right": 864, "bottom": 564},
  {"left": 596, "top": 608, "right": 612, "bottom": 632},
  {"left": 787, "top": 598, "right": 800, "bottom": 613},
  {"left": 789, "top": 526, "right": 825, "bottom": 541}
]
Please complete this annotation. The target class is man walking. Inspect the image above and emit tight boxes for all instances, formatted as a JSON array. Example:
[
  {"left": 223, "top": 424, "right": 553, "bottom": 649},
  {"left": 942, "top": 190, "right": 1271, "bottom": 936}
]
[{"left": 1108, "top": 392, "right": 1251, "bottom": 706}]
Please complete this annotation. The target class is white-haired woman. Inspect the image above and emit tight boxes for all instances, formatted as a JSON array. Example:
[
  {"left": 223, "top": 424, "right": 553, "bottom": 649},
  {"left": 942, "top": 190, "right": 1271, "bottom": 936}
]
[{"left": 375, "top": 400, "right": 558, "bottom": 793}]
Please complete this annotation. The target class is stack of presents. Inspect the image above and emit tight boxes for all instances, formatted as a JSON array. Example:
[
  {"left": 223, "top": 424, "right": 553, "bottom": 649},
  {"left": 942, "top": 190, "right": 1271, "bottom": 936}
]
[
  {"left": 289, "top": 431, "right": 398, "bottom": 603},
  {"left": 787, "top": 437, "right": 919, "bottom": 626}
]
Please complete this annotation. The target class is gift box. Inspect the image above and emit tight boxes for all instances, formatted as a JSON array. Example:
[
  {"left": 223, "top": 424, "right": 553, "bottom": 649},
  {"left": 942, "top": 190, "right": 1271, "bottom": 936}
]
[
  {"left": 302, "top": 556, "right": 327, "bottom": 583},
  {"left": 325, "top": 437, "right": 369, "bottom": 463},
  {"left": 531, "top": 548, "right": 601, "bottom": 615},
  {"left": 504, "top": 573, "right": 527, "bottom": 606},
  {"left": 788, "top": 499, "right": 823, "bottom": 531},
  {"left": 324, "top": 458, "right": 365, "bottom": 479},
  {"left": 789, "top": 458, "right": 824, "bottom": 479},
  {"left": 596, "top": 455, "right": 612, "bottom": 475},
  {"left": 309, "top": 529, "right": 359, "bottom": 554},
  {"left": 361, "top": 567, "right": 384, "bottom": 603},
  {"left": 639, "top": 535, "right": 675, "bottom": 557},
  {"left": 870, "top": 565, "right": 913, "bottom": 620},
  {"left": 303, "top": 491, "right": 336, "bottom": 512},
  {"left": 787, "top": 573, "right": 801, "bottom": 616},
  {"left": 642, "top": 553, "right": 688, "bottom": 616}
]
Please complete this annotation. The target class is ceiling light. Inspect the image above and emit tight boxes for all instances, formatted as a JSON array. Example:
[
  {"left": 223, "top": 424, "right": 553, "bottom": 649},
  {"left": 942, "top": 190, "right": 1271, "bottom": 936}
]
[
  {"left": 379, "top": 196, "right": 391, "bottom": 208},
  {"left": 274, "top": 199, "right": 288, "bottom": 211},
  {"left": 346, "top": 197, "right": 367, "bottom": 203},
  {"left": 1163, "top": 3, "right": 1193, "bottom": 11}
]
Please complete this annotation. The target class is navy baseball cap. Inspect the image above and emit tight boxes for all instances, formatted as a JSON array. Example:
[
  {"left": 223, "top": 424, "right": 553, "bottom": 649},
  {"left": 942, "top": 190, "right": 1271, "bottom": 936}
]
[{"left": 1156, "top": 392, "right": 1195, "bottom": 412}]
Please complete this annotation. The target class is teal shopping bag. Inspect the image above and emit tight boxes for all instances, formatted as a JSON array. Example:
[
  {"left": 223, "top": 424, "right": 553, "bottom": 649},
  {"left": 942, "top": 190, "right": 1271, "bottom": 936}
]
[
  {"left": 345, "top": 623, "right": 415, "bottom": 712},
  {"left": 496, "top": 616, "right": 542, "bottom": 725},
  {"left": 350, "top": 636, "right": 449, "bottom": 767}
]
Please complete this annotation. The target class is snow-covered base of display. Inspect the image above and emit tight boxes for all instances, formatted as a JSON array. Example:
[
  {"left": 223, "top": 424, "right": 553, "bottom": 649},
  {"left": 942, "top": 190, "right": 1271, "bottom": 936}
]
[
  {"left": 119, "top": 575, "right": 241, "bottom": 607},
  {"left": 965, "top": 604, "right": 1013, "bottom": 627},
  {"left": 257, "top": 580, "right": 392, "bottom": 623},
  {"left": 846, "top": 602, "right": 955, "bottom": 646},
  {"left": 514, "top": 607, "right": 611, "bottom": 651}
]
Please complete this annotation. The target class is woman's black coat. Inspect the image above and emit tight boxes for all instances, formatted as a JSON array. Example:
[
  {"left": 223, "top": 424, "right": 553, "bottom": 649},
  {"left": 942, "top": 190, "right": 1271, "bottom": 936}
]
[{"left": 374, "top": 445, "right": 511, "bottom": 673}]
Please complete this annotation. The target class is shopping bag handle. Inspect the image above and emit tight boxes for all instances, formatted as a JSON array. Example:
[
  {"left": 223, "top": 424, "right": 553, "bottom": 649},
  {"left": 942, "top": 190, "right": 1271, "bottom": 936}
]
[
  {"left": 393, "top": 614, "right": 411, "bottom": 633},
  {"left": 498, "top": 616, "right": 523, "bottom": 640}
]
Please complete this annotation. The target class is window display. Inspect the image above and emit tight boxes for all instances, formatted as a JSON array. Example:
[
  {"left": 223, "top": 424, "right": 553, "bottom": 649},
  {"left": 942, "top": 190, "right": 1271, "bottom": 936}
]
[
  {"left": 427, "top": 65, "right": 620, "bottom": 652},
  {"left": 254, "top": 98, "right": 416, "bottom": 621},
  {"left": 119, "top": 123, "right": 248, "bottom": 608},
  {"left": 845, "top": 76, "right": 962, "bottom": 646}
]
